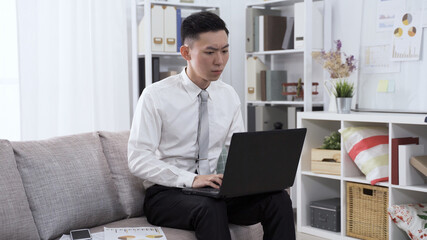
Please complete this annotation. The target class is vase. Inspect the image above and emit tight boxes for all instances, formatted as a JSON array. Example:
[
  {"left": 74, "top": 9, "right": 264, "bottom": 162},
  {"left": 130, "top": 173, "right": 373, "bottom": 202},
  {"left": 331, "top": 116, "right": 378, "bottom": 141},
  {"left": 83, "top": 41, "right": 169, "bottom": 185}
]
[
  {"left": 323, "top": 78, "right": 340, "bottom": 112},
  {"left": 336, "top": 97, "right": 352, "bottom": 114}
]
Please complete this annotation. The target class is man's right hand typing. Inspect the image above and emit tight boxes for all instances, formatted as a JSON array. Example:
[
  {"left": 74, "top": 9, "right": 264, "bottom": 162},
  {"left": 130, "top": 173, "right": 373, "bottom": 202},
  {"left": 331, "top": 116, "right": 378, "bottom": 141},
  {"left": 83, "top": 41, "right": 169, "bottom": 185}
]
[{"left": 192, "top": 174, "right": 223, "bottom": 189}]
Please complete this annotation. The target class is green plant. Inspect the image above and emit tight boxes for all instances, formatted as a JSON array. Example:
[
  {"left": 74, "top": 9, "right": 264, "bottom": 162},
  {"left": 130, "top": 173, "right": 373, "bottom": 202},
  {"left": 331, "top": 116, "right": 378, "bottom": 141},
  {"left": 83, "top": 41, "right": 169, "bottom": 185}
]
[
  {"left": 333, "top": 79, "right": 354, "bottom": 98},
  {"left": 321, "top": 131, "right": 341, "bottom": 150}
]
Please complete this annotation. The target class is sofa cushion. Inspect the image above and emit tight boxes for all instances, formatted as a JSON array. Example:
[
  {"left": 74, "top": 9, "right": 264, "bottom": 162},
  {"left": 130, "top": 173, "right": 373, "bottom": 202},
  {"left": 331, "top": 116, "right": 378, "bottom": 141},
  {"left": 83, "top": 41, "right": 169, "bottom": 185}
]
[
  {"left": 98, "top": 131, "right": 145, "bottom": 217},
  {"left": 87, "top": 217, "right": 263, "bottom": 240},
  {"left": 12, "top": 133, "right": 126, "bottom": 240},
  {"left": 0, "top": 140, "right": 40, "bottom": 240}
]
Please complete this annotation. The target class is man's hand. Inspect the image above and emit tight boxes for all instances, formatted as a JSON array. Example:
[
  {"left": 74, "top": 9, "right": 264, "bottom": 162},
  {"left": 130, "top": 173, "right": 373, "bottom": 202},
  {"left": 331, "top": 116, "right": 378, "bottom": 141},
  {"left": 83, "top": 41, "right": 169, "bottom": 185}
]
[{"left": 192, "top": 174, "right": 223, "bottom": 189}]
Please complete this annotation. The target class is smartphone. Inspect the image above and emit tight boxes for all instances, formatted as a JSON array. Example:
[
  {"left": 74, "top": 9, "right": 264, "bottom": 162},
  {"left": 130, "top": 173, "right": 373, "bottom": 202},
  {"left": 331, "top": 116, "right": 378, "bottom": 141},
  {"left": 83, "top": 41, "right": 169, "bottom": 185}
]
[{"left": 70, "top": 229, "right": 92, "bottom": 240}]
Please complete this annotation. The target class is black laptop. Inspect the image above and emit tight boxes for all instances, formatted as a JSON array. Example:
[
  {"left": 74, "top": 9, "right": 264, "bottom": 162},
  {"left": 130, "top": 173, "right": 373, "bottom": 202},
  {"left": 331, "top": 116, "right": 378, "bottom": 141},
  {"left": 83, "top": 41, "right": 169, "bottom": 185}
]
[{"left": 182, "top": 128, "right": 307, "bottom": 198}]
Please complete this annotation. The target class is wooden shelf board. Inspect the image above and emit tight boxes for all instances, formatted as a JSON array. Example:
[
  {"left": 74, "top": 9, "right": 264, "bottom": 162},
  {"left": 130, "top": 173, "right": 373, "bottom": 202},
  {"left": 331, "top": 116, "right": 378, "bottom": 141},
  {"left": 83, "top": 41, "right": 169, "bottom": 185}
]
[
  {"left": 247, "top": 101, "right": 324, "bottom": 106},
  {"left": 138, "top": 52, "right": 182, "bottom": 57},
  {"left": 246, "top": 0, "right": 302, "bottom": 8},
  {"left": 301, "top": 171, "right": 341, "bottom": 180},
  {"left": 138, "top": 1, "right": 219, "bottom": 9},
  {"left": 391, "top": 184, "right": 427, "bottom": 193},
  {"left": 343, "top": 176, "right": 389, "bottom": 187},
  {"left": 298, "top": 111, "right": 427, "bottom": 125},
  {"left": 246, "top": 49, "right": 304, "bottom": 56},
  {"left": 298, "top": 226, "right": 341, "bottom": 239}
]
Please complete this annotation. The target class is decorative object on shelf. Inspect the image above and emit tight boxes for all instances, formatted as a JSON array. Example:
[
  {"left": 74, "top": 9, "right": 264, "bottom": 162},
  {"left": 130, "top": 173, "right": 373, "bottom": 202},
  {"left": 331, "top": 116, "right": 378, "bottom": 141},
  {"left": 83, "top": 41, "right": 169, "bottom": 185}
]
[
  {"left": 347, "top": 182, "right": 389, "bottom": 240},
  {"left": 340, "top": 126, "right": 389, "bottom": 185},
  {"left": 310, "top": 198, "right": 341, "bottom": 232},
  {"left": 388, "top": 203, "right": 427, "bottom": 239},
  {"left": 411, "top": 155, "right": 427, "bottom": 177},
  {"left": 273, "top": 122, "right": 283, "bottom": 130},
  {"left": 282, "top": 78, "right": 319, "bottom": 101},
  {"left": 321, "top": 131, "right": 340, "bottom": 150},
  {"left": 311, "top": 131, "right": 341, "bottom": 175},
  {"left": 399, "top": 144, "right": 425, "bottom": 186},
  {"left": 312, "top": 40, "right": 357, "bottom": 113},
  {"left": 333, "top": 79, "right": 354, "bottom": 114},
  {"left": 391, "top": 137, "right": 419, "bottom": 185}
]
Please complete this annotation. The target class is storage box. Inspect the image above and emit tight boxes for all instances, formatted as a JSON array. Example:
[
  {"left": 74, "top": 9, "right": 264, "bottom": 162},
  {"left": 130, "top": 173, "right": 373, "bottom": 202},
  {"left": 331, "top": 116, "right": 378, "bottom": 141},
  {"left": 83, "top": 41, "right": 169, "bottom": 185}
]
[
  {"left": 310, "top": 198, "right": 341, "bottom": 232},
  {"left": 346, "top": 182, "right": 388, "bottom": 240},
  {"left": 311, "top": 148, "right": 341, "bottom": 175}
]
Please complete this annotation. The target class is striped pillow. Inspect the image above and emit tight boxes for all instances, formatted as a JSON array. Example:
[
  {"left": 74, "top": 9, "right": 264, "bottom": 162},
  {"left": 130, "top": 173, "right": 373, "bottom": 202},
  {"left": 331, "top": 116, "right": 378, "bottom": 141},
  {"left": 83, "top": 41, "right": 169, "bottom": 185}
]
[{"left": 340, "top": 127, "right": 389, "bottom": 185}]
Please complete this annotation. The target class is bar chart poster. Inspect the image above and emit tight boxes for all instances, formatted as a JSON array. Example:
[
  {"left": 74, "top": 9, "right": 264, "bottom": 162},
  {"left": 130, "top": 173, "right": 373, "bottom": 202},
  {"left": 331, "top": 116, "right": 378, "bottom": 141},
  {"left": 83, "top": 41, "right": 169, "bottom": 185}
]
[{"left": 390, "top": 11, "right": 422, "bottom": 61}]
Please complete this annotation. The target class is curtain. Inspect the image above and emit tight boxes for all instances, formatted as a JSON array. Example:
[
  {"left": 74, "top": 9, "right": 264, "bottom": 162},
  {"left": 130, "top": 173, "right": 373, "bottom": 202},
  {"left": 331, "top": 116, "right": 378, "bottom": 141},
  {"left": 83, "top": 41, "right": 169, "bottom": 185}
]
[{"left": 16, "top": 0, "right": 131, "bottom": 140}]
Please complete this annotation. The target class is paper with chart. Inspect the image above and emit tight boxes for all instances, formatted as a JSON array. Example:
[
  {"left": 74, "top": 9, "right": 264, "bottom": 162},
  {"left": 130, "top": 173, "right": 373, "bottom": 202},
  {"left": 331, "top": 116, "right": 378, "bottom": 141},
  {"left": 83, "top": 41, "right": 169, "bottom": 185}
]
[
  {"left": 390, "top": 11, "right": 422, "bottom": 61},
  {"left": 104, "top": 227, "right": 167, "bottom": 240},
  {"left": 361, "top": 44, "right": 400, "bottom": 73},
  {"left": 376, "top": 0, "right": 405, "bottom": 32}
]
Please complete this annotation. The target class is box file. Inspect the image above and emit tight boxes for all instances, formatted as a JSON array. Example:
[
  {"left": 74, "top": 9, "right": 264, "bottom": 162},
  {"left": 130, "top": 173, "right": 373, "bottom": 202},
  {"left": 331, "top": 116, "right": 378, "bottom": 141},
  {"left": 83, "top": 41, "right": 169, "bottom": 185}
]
[
  {"left": 164, "top": 6, "right": 177, "bottom": 52},
  {"left": 151, "top": 5, "right": 164, "bottom": 52},
  {"left": 246, "top": 57, "right": 266, "bottom": 101}
]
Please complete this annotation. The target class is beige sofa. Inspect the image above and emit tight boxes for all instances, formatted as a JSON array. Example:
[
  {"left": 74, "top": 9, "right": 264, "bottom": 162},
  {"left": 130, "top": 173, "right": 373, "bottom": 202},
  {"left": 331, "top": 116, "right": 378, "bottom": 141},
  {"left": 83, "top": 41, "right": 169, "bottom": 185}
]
[{"left": 0, "top": 131, "right": 262, "bottom": 240}]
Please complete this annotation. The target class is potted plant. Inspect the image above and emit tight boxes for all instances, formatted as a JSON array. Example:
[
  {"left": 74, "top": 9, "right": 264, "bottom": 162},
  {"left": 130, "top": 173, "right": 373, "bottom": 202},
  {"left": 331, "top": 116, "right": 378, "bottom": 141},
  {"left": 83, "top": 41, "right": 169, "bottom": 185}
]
[
  {"left": 333, "top": 79, "right": 355, "bottom": 114},
  {"left": 312, "top": 40, "right": 357, "bottom": 113},
  {"left": 311, "top": 131, "right": 341, "bottom": 175}
]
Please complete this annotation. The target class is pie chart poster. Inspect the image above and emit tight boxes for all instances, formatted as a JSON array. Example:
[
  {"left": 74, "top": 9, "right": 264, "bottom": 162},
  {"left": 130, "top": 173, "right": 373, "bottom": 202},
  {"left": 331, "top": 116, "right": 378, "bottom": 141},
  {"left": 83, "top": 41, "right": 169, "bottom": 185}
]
[{"left": 391, "top": 11, "right": 422, "bottom": 61}]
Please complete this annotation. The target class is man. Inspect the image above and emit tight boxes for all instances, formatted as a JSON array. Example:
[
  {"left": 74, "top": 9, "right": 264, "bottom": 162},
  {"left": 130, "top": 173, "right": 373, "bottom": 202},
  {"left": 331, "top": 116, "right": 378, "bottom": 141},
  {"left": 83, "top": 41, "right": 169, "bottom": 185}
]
[{"left": 128, "top": 12, "right": 295, "bottom": 240}]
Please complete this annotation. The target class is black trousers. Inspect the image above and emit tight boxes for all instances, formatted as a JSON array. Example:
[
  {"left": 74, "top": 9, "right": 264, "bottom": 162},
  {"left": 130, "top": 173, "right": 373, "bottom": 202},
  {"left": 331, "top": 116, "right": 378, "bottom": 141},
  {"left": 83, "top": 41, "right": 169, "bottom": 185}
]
[{"left": 143, "top": 185, "right": 295, "bottom": 240}]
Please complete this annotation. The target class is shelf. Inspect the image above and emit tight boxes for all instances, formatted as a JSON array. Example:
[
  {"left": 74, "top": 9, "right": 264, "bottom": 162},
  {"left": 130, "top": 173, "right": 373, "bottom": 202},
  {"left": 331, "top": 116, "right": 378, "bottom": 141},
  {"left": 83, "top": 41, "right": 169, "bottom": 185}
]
[
  {"left": 247, "top": 100, "right": 324, "bottom": 106},
  {"left": 246, "top": 49, "right": 304, "bottom": 56},
  {"left": 137, "top": 0, "right": 219, "bottom": 10},
  {"left": 301, "top": 171, "right": 341, "bottom": 180},
  {"left": 246, "top": 0, "right": 303, "bottom": 8},
  {"left": 343, "top": 176, "right": 389, "bottom": 187},
  {"left": 391, "top": 184, "right": 427, "bottom": 193},
  {"left": 297, "top": 112, "right": 427, "bottom": 240},
  {"left": 138, "top": 52, "right": 182, "bottom": 57},
  {"left": 297, "top": 111, "right": 427, "bottom": 125},
  {"left": 298, "top": 226, "right": 341, "bottom": 240}
]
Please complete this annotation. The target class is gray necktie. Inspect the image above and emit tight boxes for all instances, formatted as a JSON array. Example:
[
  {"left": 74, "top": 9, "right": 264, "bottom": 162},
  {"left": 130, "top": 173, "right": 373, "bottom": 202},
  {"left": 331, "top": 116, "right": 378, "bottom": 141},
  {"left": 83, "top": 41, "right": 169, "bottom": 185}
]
[{"left": 197, "top": 90, "right": 210, "bottom": 175}]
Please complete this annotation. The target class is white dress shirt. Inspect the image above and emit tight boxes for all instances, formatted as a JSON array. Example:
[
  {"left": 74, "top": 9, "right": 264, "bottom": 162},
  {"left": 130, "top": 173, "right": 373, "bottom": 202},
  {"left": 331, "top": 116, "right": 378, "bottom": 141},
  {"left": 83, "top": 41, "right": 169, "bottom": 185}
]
[{"left": 128, "top": 69, "right": 245, "bottom": 189}]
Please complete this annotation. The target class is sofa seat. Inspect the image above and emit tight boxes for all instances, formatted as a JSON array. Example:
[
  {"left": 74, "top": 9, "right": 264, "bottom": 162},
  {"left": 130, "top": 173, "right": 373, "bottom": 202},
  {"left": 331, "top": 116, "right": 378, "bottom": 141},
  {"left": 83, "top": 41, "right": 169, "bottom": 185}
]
[{"left": 85, "top": 217, "right": 263, "bottom": 240}]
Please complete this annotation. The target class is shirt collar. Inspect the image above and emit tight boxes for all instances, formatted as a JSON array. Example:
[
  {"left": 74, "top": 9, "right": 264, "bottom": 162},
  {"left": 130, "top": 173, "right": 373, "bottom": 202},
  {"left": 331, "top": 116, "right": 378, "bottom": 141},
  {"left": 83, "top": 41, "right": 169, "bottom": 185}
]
[{"left": 181, "top": 68, "right": 217, "bottom": 101}]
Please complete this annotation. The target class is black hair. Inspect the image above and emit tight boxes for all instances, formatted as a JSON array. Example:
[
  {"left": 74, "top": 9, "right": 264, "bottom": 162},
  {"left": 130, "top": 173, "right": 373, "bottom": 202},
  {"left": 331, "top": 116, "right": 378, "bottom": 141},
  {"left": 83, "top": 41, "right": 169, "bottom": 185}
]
[{"left": 181, "top": 11, "right": 229, "bottom": 45}]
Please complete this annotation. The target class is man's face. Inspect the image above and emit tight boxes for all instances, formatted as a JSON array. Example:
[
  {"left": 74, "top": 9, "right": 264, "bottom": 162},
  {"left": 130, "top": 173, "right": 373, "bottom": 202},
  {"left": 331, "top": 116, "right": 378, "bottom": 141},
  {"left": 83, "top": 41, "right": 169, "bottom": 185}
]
[{"left": 185, "top": 30, "right": 229, "bottom": 85}]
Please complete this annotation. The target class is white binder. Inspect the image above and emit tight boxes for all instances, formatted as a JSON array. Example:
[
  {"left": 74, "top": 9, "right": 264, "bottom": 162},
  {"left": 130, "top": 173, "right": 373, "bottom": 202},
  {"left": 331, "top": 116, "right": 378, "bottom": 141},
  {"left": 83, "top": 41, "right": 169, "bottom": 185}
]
[
  {"left": 246, "top": 56, "right": 267, "bottom": 101},
  {"left": 164, "top": 6, "right": 177, "bottom": 52},
  {"left": 151, "top": 5, "right": 164, "bottom": 52},
  {"left": 294, "top": 2, "right": 323, "bottom": 50},
  {"left": 138, "top": 15, "right": 145, "bottom": 54}
]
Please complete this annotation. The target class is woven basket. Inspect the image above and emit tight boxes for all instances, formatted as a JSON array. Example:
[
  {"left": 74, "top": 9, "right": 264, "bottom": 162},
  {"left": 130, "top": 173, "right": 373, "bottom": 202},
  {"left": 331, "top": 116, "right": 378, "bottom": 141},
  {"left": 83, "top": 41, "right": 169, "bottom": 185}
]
[{"left": 346, "top": 182, "right": 389, "bottom": 240}]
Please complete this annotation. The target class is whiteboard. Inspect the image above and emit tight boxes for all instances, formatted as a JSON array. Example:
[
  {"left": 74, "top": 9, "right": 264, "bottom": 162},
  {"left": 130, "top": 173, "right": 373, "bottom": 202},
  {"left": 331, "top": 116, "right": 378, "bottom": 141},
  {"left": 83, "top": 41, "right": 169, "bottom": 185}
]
[{"left": 355, "top": 0, "right": 427, "bottom": 113}]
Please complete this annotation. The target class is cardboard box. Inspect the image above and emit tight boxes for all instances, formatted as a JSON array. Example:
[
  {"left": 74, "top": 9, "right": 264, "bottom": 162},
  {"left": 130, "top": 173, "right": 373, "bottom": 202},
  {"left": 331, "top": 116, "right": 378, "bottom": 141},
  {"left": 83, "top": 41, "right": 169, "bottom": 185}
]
[{"left": 311, "top": 148, "right": 341, "bottom": 175}]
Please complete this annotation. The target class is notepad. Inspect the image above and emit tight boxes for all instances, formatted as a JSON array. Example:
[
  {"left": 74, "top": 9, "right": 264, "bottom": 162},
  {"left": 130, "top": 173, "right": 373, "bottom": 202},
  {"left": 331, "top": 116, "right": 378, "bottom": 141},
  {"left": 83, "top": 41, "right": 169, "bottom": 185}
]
[{"left": 104, "top": 227, "right": 167, "bottom": 240}]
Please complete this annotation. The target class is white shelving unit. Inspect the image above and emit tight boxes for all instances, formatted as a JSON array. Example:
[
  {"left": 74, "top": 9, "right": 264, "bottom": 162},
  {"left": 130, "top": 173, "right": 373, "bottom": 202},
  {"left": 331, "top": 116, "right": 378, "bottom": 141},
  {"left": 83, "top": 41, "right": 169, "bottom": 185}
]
[
  {"left": 244, "top": 0, "right": 332, "bottom": 130},
  {"left": 130, "top": 0, "right": 220, "bottom": 109},
  {"left": 297, "top": 111, "right": 427, "bottom": 240}
]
